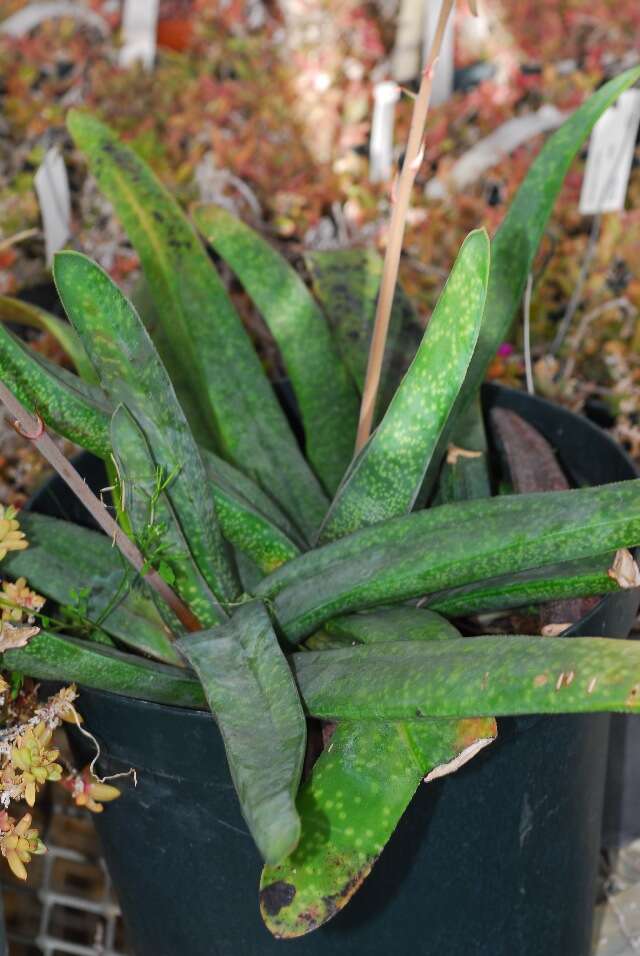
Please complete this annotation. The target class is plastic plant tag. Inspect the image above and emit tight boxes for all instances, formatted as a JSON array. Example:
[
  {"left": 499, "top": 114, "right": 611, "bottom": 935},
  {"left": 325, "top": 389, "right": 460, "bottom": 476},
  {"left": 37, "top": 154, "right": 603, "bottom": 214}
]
[
  {"left": 370, "top": 81, "right": 401, "bottom": 183},
  {"left": 423, "top": 0, "right": 455, "bottom": 106},
  {"left": 0, "top": 2, "right": 108, "bottom": 37},
  {"left": 34, "top": 147, "right": 71, "bottom": 266},
  {"left": 119, "top": 0, "right": 160, "bottom": 69},
  {"left": 579, "top": 89, "right": 640, "bottom": 215}
]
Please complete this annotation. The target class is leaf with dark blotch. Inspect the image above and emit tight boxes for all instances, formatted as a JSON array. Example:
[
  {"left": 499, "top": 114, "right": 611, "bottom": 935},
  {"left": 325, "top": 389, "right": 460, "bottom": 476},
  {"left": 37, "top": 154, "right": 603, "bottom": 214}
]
[
  {"left": 110, "top": 405, "right": 225, "bottom": 628},
  {"left": 193, "top": 205, "right": 360, "bottom": 495},
  {"left": 260, "top": 716, "right": 495, "bottom": 938},
  {"left": 320, "top": 230, "right": 490, "bottom": 542},
  {"left": 304, "top": 248, "right": 424, "bottom": 419},
  {"left": 427, "top": 554, "right": 619, "bottom": 617},
  {"left": 3, "top": 512, "right": 180, "bottom": 665},
  {"left": 261, "top": 606, "right": 495, "bottom": 937},
  {"left": 54, "top": 251, "right": 238, "bottom": 607},
  {"left": 178, "top": 601, "right": 307, "bottom": 865},
  {"left": 423, "top": 67, "right": 640, "bottom": 492},
  {"left": 67, "top": 111, "right": 327, "bottom": 540},
  {"left": 259, "top": 480, "right": 640, "bottom": 641},
  {"left": 293, "top": 636, "right": 640, "bottom": 719},
  {"left": 3, "top": 630, "right": 204, "bottom": 709}
]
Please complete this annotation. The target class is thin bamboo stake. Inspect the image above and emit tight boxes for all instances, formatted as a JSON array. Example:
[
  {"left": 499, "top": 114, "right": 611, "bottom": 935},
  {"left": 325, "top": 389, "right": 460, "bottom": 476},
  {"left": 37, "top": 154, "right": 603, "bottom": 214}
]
[
  {"left": 0, "top": 381, "right": 202, "bottom": 633},
  {"left": 355, "top": 0, "right": 455, "bottom": 451}
]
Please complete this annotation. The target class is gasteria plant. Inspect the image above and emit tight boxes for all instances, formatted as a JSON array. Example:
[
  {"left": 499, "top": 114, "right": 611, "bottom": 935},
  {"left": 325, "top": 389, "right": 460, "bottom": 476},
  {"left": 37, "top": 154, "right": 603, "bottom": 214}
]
[{"left": 0, "top": 67, "right": 638, "bottom": 937}]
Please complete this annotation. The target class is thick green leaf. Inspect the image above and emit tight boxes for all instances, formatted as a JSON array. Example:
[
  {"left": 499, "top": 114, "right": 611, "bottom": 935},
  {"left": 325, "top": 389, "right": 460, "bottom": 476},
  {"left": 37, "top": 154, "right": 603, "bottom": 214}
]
[
  {"left": 110, "top": 405, "right": 226, "bottom": 627},
  {"left": 3, "top": 513, "right": 180, "bottom": 665},
  {"left": 178, "top": 601, "right": 307, "bottom": 865},
  {"left": 193, "top": 205, "right": 360, "bottom": 495},
  {"left": 67, "top": 111, "right": 327, "bottom": 540},
  {"left": 131, "top": 277, "right": 215, "bottom": 451},
  {"left": 0, "top": 295, "right": 96, "bottom": 382},
  {"left": 211, "top": 490, "right": 300, "bottom": 573},
  {"left": 325, "top": 605, "right": 460, "bottom": 643},
  {"left": 260, "top": 716, "right": 496, "bottom": 937},
  {"left": 0, "top": 317, "right": 111, "bottom": 457},
  {"left": 54, "top": 250, "right": 238, "bottom": 605},
  {"left": 304, "top": 248, "right": 424, "bottom": 418},
  {"left": 258, "top": 480, "right": 640, "bottom": 640},
  {"left": 426, "top": 67, "right": 640, "bottom": 488},
  {"left": 201, "top": 449, "right": 302, "bottom": 572},
  {"left": 294, "top": 635, "right": 640, "bottom": 718},
  {"left": 320, "top": 230, "right": 490, "bottom": 541},
  {"left": 428, "top": 553, "right": 618, "bottom": 617},
  {"left": 3, "top": 630, "right": 204, "bottom": 708},
  {"left": 261, "top": 606, "right": 495, "bottom": 937}
]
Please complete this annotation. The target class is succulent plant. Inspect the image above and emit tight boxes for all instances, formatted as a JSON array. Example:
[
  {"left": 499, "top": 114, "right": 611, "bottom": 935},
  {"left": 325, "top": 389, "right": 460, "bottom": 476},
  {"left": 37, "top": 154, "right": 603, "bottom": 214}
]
[{"left": 0, "top": 67, "right": 639, "bottom": 935}]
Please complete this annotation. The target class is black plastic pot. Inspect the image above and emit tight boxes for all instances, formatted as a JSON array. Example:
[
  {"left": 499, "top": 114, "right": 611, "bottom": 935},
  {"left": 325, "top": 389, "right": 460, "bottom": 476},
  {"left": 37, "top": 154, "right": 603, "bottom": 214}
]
[{"left": 29, "top": 384, "right": 640, "bottom": 956}]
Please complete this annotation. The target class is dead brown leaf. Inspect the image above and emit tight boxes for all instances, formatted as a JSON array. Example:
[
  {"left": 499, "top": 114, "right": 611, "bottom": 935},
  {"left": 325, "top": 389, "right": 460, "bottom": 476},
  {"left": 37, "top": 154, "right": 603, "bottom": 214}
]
[
  {"left": 0, "top": 623, "right": 39, "bottom": 650},
  {"left": 608, "top": 548, "right": 640, "bottom": 589}
]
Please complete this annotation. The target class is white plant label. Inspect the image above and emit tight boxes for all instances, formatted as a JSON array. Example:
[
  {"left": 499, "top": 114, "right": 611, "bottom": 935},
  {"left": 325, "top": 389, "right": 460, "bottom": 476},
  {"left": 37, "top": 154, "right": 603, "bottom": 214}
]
[
  {"left": 370, "top": 82, "right": 401, "bottom": 183},
  {"left": 119, "top": 0, "right": 159, "bottom": 69},
  {"left": 579, "top": 89, "right": 640, "bottom": 215},
  {"left": 0, "top": 2, "right": 109, "bottom": 38},
  {"left": 423, "top": 0, "right": 455, "bottom": 107},
  {"left": 34, "top": 147, "right": 71, "bottom": 266}
]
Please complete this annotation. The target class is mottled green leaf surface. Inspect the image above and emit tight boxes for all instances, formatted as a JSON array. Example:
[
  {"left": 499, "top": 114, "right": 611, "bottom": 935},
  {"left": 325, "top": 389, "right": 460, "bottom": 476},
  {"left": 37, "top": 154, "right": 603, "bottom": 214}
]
[
  {"left": 260, "top": 480, "right": 640, "bottom": 640},
  {"left": 110, "top": 405, "right": 225, "bottom": 627},
  {"left": 4, "top": 630, "right": 204, "bottom": 708},
  {"left": 260, "top": 716, "right": 495, "bottom": 937},
  {"left": 131, "top": 277, "right": 214, "bottom": 451},
  {"left": 429, "top": 555, "right": 618, "bottom": 616},
  {"left": 0, "top": 322, "right": 303, "bottom": 571},
  {"left": 3, "top": 513, "right": 179, "bottom": 665},
  {"left": 261, "top": 606, "right": 494, "bottom": 937},
  {"left": 0, "top": 295, "right": 96, "bottom": 382},
  {"left": 201, "top": 449, "right": 302, "bottom": 572},
  {"left": 0, "top": 318, "right": 111, "bottom": 457},
  {"left": 304, "top": 248, "right": 424, "bottom": 418},
  {"left": 67, "top": 111, "right": 327, "bottom": 540},
  {"left": 211, "top": 492, "right": 300, "bottom": 573},
  {"left": 178, "top": 602, "right": 307, "bottom": 864},
  {"left": 193, "top": 205, "right": 360, "bottom": 495},
  {"left": 326, "top": 606, "right": 460, "bottom": 644},
  {"left": 294, "top": 636, "right": 640, "bottom": 718},
  {"left": 320, "top": 230, "right": 489, "bottom": 541},
  {"left": 54, "top": 251, "right": 238, "bottom": 605}
]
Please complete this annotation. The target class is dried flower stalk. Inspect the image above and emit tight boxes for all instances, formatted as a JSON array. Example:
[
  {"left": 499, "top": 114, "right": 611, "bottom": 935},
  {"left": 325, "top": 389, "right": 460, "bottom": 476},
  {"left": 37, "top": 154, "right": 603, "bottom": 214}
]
[{"left": 356, "top": 0, "right": 455, "bottom": 450}]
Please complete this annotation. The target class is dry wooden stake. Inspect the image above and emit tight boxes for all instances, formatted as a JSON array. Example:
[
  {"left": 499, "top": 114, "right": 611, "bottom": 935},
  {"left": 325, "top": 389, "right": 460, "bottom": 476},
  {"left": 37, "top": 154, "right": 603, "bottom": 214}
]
[
  {"left": 356, "top": 0, "right": 455, "bottom": 450},
  {"left": 0, "top": 381, "right": 202, "bottom": 633}
]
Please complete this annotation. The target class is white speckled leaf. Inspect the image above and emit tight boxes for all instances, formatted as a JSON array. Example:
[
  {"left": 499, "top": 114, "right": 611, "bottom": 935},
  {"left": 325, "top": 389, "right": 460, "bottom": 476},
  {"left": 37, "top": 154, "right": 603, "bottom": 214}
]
[{"left": 319, "top": 229, "right": 490, "bottom": 542}]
